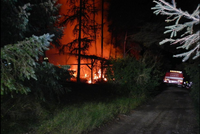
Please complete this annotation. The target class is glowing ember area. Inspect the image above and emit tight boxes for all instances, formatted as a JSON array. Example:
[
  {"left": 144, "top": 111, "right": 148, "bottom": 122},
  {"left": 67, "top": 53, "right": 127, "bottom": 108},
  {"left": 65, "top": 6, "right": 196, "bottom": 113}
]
[
  {"left": 46, "top": 0, "right": 123, "bottom": 83},
  {"left": 86, "top": 69, "right": 107, "bottom": 84}
]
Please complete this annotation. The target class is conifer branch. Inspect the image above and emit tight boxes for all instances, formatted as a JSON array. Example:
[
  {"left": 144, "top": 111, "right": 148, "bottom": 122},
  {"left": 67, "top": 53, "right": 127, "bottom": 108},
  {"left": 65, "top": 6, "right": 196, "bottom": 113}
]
[
  {"left": 1, "top": 34, "right": 54, "bottom": 95},
  {"left": 151, "top": 0, "right": 200, "bottom": 62}
]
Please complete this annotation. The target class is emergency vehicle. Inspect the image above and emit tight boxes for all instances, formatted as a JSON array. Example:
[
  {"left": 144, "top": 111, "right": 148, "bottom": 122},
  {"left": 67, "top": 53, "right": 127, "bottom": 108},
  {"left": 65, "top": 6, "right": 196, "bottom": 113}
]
[{"left": 163, "top": 70, "right": 184, "bottom": 86}]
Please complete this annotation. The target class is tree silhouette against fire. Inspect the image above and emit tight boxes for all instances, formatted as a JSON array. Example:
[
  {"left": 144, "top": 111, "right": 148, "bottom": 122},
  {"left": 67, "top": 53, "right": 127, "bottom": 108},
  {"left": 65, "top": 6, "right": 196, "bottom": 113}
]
[{"left": 56, "top": 0, "right": 114, "bottom": 83}]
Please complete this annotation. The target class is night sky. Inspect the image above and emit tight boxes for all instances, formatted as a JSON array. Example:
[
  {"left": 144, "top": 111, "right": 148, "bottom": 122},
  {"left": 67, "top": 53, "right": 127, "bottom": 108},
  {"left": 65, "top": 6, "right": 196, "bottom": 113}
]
[{"left": 107, "top": 0, "right": 199, "bottom": 67}]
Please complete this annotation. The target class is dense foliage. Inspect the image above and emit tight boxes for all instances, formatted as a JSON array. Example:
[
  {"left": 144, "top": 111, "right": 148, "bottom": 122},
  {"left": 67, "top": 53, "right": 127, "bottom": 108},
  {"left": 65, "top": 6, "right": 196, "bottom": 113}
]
[
  {"left": 184, "top": 60, "right": 200, "bottom": 121},
  {"left": 23, "top": 62, "right": 73, "bottom": 101},
  {"left": 1, "top": 1, "right": 74, "bottom": 133},
  {"left": 1, "top": 0, "right": 66, "bottom": 96},
  {"left": 106, "top": 54, "right": 163, "bottom": 97},
  {"left": 1, "top": 34, "right": 54, "bottom": 95},
  {"left": 1, "top": 0, "right": 63, "bottom": 47},
  {"left": 1, "top": 0, "right": 30, "bottom": 46}
]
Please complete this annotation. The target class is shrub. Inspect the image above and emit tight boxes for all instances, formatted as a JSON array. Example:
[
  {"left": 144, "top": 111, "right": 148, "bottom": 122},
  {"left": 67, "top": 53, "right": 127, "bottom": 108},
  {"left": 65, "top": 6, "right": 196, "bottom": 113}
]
[
  {"left": 23, "top": 62, "right": 73, "bottom": 102},
  {"left": 106, "top": 56, "right": 162, "bottom": 97}
]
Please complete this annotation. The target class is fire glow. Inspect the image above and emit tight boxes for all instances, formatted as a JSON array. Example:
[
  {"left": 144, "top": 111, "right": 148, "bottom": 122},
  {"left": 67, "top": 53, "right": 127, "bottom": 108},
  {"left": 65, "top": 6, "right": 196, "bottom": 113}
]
[
  {"left": 87, "top": 69, "right": 107, "bottom": 84},
  {"left": 46, "top": 0, "right": 122, "bottom": 83}
]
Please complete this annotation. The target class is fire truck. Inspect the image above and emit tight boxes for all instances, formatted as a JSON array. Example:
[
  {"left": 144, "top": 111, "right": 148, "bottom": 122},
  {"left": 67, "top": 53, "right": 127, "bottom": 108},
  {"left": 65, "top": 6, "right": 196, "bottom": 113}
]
[{"left": 163, "top": 70, "right": 184, "bottom": 87}]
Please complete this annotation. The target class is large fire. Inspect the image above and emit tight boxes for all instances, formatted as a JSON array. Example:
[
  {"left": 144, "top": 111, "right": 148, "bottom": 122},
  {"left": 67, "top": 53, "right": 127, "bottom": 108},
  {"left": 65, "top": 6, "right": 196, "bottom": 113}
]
[
  {"left": 46, "top": 0, "right": 122, "bottom": 83},
  {"left": 87, "top": 69, "right": 107, "bottom": 84}
]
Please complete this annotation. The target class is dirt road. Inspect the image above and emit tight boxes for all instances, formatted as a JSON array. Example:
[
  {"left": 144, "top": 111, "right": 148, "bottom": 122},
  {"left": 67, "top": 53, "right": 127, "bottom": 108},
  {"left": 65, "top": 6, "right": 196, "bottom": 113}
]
[{"left": 89, "top": 87, "right": 199, "bottom": 134}]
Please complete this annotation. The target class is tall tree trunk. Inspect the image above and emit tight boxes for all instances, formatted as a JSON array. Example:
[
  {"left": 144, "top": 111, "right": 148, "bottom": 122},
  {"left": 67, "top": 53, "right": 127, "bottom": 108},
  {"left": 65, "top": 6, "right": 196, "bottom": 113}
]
[
  {"left": 123, "top": 32, "right": 127, "bottom": 58},
  {"left": 93, "top": 0, "right": 98, "bottom": 75},
  {"left": 110, "top": 30, "right": 113, "bottom": 58},
  {"left": 101, "top": 0, "right": 104, "bottom": 80},
  {"left": 77, "top": 0, "right": 82, "bottom": 83},
  {"left": 93, "top": 0, "right": 97, "bottom": 55}
]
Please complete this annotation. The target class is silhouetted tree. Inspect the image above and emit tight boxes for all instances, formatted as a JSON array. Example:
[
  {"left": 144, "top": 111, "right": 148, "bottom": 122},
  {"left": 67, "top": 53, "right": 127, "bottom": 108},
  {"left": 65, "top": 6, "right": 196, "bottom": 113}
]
[{"left": 59, "top": 0, "right": 101, "bottom": 82}]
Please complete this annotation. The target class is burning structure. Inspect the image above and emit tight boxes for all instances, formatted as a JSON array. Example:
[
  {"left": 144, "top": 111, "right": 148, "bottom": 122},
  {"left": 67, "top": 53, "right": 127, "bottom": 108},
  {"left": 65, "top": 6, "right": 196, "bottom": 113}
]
[{"left": 46, "top": 0, "right": 122, "bottom": 83}]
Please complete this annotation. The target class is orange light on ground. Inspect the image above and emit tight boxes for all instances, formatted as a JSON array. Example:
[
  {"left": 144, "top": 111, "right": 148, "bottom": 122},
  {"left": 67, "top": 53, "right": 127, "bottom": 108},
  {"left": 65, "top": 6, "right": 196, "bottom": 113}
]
[{"left": 87, "top": 79, "right": 92, "bottom": 84}]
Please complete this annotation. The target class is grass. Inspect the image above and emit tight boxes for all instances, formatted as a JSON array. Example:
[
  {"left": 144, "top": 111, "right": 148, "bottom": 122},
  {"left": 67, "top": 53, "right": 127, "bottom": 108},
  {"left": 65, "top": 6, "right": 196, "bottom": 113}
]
[
  {"left": 36, "top": 95, "right": 147, "bottom": 134},
  {"left": 1, "top": 82, "right": 149, "bottom": 134}
]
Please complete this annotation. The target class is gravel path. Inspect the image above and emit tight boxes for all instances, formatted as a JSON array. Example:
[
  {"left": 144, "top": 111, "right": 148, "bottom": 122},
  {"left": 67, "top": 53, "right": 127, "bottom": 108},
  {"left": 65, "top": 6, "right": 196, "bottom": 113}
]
[{"left": 88, "top": 87, "right": 199, "bottom": 134}]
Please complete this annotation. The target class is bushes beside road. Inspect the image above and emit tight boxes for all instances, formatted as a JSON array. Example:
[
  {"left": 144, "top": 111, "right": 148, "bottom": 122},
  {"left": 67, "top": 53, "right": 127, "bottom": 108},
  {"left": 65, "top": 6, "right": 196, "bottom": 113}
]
[
  {"left": 1, "top": 83, "right": 149, "bottom": 134},
  {"left": 106, "top": 56, "right": 163, "bottom": 97},
  {"left": 1, "top": 56, "right": 163, "bottom": 134}
]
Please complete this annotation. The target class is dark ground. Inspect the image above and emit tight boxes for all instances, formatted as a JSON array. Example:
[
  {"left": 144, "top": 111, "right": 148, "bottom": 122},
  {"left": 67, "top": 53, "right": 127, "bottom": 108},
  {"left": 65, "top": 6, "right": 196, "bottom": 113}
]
[{"left": 88, "top": 86, "right": 199, "bottom": 134}]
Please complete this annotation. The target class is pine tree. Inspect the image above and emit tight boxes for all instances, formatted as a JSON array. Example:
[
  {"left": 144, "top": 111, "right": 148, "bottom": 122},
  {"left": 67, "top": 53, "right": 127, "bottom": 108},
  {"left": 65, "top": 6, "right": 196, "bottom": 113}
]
[
  {"left": 1, "top": 34, "right": 54, "bottom": 95},
  {"left": 27, "top": 0, "right": 63, "bottom": 47},
  {"left": 1, "top": 0, "right": 31, "bottom": 46},
  {"left": 151, "top": 0, "right": 200, "bottom": 62},
  {"left": 59, "top": 0, "right": 101, "bottom": 82},
  {"left": 1, "top": 0, "right": 63, "bottom": 95},
  {"left": 1, "top": 0, "right": 63, "bottom": 47},
  {"left": 59, "top": 0, "right": 100, "bottom": 54}
]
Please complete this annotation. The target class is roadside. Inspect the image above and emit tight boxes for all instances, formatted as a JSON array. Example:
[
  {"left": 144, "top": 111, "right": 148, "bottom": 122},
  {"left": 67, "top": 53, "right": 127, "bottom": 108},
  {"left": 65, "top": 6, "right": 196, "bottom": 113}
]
[{"left": 88, "top": 87, "right": 199, "bottom": 134}]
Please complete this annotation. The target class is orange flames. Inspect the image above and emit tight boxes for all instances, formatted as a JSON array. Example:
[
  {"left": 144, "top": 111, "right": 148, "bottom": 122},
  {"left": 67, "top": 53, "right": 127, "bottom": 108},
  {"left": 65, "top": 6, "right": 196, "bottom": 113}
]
[
  {"left": 46, "top": 0, "right": 122, "bottom": 83},
  {"left": 87, "top": 69, "right": 107, "bottom": 84}
]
